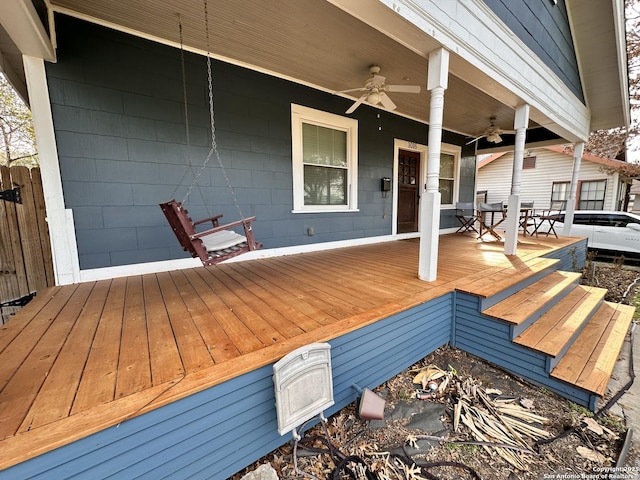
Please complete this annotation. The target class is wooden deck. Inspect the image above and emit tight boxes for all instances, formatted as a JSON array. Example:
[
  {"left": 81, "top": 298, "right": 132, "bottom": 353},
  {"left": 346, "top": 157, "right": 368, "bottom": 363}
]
[{"left": 0, "top": 233, "right": 584, "bottom": 470}]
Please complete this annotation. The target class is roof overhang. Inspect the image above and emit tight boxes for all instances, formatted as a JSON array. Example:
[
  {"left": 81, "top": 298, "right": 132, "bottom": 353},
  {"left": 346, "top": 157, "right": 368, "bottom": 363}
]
[
  {"left": 0, "top": 0, "right": 55, "bottom": 104},
  {"left": 566, "top": 0, "right": 630, "bottom": 131}
]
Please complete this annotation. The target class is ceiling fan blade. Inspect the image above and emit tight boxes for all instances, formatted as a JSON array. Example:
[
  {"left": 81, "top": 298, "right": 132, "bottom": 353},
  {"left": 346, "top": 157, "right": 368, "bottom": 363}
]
[
  {"left": 338, "top": 87, "right": 366, "bottom": 93},
  {"left": 378, "top": 92, "right": 397, "bottom": 110},
  {"left": 466, "top": 135, "right": 485, "bottom": 145},
  {"left": 346, "top": 94, "right": 368, "bottom": 114},
  {"left": 386, "top": 85, "right": 421, "bottom": 93}
]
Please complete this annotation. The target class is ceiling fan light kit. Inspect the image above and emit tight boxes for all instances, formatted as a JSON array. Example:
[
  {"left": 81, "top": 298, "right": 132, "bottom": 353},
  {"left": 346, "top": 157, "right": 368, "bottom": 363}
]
[
  {"left": 467, "top": 116, "right": 515, "bottom": 145},
  {"left": 341, "top": 65, "right": 421, "bottom": 114},
  {"left": 486, "top": 132, "right": 503, "bottom": 143}
]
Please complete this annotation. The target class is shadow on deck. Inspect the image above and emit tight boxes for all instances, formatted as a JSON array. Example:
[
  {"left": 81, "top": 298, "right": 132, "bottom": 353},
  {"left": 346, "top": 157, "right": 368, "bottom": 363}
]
[{"left": 0, "top": 233, "right": 631, "bottom": 478}]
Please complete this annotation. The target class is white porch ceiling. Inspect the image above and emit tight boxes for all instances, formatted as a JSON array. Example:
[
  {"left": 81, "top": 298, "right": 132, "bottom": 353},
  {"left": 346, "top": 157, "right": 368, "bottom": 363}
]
[{"left": 46, "top": 0, "right": 537, "bottom": 142}]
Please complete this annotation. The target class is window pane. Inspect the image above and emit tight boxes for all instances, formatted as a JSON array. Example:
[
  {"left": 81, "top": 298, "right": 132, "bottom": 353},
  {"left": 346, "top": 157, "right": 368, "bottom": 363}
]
[
  {"left": 302, "top": 123, "right": 347, "bottom": 167},
  {"left": 303, "top": 165, "right": 347, "bottom": 205},
  {"left": 440, "top": 153, "right": 454, "bottom": 179},
  {"left": 551, "top": 182, "right": 569, "bottom": 202},
  {"left": 439, "top": 179, "right": 454, "bottom": 204},
  {"left": 579, "top": 180, "right": 606, "bottom": 210}
]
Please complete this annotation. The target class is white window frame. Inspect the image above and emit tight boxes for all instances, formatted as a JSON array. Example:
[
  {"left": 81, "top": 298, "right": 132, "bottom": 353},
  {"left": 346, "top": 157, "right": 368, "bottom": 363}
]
[
  {"left": 438, "top": 144, "right": 461, "bottom": 208},
  {"left": 291, "top": 104, "right": 358, "bottom": 213}
]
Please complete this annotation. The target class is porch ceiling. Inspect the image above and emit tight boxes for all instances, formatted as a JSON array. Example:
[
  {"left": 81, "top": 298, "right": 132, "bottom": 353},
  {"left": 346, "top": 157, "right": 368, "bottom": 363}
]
[{"left": 47, "top": 0, "right": 539, "bottom": 143}]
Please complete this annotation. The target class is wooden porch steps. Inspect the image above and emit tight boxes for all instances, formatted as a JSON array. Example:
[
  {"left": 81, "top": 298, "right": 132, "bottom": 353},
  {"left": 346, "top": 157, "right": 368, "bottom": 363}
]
[
  {"left": 482, "top": 271, "right": 582, "bottom": 335},
  {"left": 474, "top": 264, "right": 634, "bottom": 405},
  {"left": 551, "top": 302, "right": 635, "bottom": 396},
  {"left": 513, "top": 285, "right": 607, "bottom": 364}
]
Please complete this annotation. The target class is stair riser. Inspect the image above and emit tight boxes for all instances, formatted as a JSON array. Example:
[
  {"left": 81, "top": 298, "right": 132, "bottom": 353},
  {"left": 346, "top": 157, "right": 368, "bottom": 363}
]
[
  {"left": 454, "top": 293, "right": 593, "bottom": 407},
  {"left": 479, "top": 263, "right": 559, "bottom": 311},
  {"left": 510, "top": 276, "right": 582, "bottom": 338},
  {"left": 544, "top": 296, "right": 605, "bottom": 372}
]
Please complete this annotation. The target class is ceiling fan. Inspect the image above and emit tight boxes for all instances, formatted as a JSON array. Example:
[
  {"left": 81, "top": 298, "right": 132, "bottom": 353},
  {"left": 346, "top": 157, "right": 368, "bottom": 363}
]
[
  {"left": 467, "top": 117, "right": 516, "bottom": 145},
  {"left": 340, "top": 65, "right": 421, "bottom": 114}
]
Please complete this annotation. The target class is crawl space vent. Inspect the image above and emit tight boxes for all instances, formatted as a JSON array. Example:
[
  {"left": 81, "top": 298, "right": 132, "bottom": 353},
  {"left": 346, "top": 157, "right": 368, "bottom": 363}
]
[{"left": 273, "top": 343, "right": 334, "bottom": 436}]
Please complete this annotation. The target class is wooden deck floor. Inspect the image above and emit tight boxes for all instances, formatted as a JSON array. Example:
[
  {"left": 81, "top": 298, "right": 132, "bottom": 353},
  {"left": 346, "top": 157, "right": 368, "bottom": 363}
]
[{"left": 0, "top": 233, "right": 580, "bottom": 469}]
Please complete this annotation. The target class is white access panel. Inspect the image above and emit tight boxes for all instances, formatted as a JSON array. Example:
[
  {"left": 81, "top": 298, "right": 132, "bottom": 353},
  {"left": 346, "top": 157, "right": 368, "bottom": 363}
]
[{"left": 272, "top": 343, "right": 334, "bottom": 436}]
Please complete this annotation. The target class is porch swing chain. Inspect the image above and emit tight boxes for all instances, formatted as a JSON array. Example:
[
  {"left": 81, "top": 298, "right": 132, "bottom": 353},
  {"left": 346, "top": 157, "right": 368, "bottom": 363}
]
[
  {"left": 170, "top": 16, "right": 198, "bottom": 201},
  {"left": 181, "top": 0, "right": 246, "bottom": 223}
]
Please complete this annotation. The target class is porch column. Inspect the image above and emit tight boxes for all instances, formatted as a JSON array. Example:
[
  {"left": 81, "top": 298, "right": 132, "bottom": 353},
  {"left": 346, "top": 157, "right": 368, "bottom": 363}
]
[
  {"left": 562, "top": 142, "right": 584, "bottom": 236},
  {"left": 504, "top": 104, "right": 530, "bottom": 255},
  {"left": 23, "top": 55, "right": 81, "bottom": 285},
  {"left": 419, "top": 48, "right": 449, "bottom": 281}
]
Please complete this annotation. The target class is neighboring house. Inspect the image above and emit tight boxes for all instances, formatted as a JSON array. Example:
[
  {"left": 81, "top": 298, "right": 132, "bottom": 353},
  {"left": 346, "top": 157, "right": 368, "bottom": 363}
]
[
  {"left": 0, "top": 1, "right": 631, "bottom": 478},
  {"left": 478, "top": 146, "right": 636, "bottom": 211}
]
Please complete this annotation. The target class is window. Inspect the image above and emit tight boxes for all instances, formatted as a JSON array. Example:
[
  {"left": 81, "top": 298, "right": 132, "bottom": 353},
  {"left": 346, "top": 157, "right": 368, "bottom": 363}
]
[
  {"left": 578, "top": 180, "right": 606, "bottom": 210},
  {"left": 291, "top": 104, "right": 358, "bottom": 212},
  {"left": 439, "top": 152, "right": 456, "bottom": 205},
  {"left": 551, "top": 181, "right": 570, "bottom": 204}
]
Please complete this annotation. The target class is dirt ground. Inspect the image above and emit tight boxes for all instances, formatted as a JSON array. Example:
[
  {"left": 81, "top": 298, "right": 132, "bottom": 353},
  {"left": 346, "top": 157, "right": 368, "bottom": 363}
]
[{"left": 232, "top": 261, "right": 640, "bottom": 480}]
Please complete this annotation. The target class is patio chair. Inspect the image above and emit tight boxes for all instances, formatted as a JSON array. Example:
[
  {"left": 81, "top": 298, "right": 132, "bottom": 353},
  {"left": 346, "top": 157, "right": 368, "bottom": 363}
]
[
  {"left": 159, "top": 199, "right": 261, "bottom": 266},
  {"left": 477, "top": 202, "right": 505, "bottom": 240},
  {"left": 519, "top": 201, "right": 537, "bottom": 236},
  {"left": 533, "top": 200, "right": 566, "bottom": 238},
  {"left": 455, "top": 202, "right": 478, "bottom": 234}
]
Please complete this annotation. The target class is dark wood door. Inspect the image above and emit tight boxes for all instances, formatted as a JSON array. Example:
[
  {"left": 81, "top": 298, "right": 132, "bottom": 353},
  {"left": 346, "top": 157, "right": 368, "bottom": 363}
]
[{"left": 397, "top": 150, "right": 420, "bottom": 233}]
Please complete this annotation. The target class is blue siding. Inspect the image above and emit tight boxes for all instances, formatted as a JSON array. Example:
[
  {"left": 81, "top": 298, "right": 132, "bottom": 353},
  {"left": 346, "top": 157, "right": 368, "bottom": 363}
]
[
  {"left": 47, "top": 15, "right": 476, "bottom": 269},
  {"left": 542, "top": 238, "right": 587, "bottom": 271},
  {"left": 483, "top": 0, "right": 583, "bottom": 102},
  {"left": 0, "top": 295, "right": 452, "bottom": 479}
]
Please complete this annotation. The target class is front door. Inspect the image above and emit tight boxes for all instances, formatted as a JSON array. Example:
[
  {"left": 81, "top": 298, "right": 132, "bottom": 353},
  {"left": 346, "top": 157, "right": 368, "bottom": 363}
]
[{"left": 397, "top": 149, "right": 420, "bottom": 233}]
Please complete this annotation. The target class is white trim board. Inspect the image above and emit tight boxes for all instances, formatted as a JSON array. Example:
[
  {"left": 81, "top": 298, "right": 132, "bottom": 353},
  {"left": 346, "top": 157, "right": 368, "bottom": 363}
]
[{"left": 78, "top": 230, "right": 464, "bottom": 283}]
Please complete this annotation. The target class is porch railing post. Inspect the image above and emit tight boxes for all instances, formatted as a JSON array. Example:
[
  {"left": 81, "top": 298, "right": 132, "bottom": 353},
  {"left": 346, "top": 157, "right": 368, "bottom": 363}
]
[
  {"left": 419, "top": 48, "right": 449, "bottom": 281},
  {"left": 563, "top": 142, "right": 584, "bottom": 236},
  {"left": 504, "top": 104, "right": 529, "bottom": 255}
]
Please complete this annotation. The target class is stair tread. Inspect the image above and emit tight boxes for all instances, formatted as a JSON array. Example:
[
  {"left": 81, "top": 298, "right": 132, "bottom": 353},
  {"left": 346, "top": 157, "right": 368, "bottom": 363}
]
[
  {"left": 483, "top": 271, "right": 582, "bottom": 325},
  {"left": 551, "top": 302, "right": 635, "bottom": 396},
  {"left": 514, "top": 285, "right": 607, "bottom": 357},
  {"left": 455, "top": 257, "right": 559, "bottom": 298}
]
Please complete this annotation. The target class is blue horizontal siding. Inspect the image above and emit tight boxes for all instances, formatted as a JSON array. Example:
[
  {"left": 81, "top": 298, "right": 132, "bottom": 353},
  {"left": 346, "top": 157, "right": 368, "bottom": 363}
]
[
  {"left": 1, "top": 294, "right": 452, "bottom": 480},
  {"left": 542, "top": 239, "right": 587, "bottom": 271}
]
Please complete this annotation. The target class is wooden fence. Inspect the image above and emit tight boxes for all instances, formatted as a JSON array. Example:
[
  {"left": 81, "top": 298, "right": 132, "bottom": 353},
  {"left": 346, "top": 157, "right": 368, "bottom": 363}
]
[{"left": 0, "top": 166, "right": 54, "bottom": 323}]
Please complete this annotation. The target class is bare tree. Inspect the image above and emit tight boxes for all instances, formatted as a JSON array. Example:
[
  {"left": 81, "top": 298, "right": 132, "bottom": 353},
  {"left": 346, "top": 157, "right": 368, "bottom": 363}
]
[
  {"left": 586, "top": 0, "right": 640, "bottom": 161},
  {"left": 0, "top": 74, "right": 37, "bottom": 167}
]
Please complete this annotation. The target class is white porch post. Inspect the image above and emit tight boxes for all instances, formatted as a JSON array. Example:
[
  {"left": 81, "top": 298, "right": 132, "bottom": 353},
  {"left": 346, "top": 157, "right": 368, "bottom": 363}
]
[
  {"left": 504, "top": 104, "right": 530, "bottom": 255},
  {"left": 418, "top": 48, "right": 449, "bottom": 281},
  {"left": 23, "top": 55, "right": 81, "bottom": 285},
  {"left": 562, "top": 142, "right": 584, "bottom": 236}
]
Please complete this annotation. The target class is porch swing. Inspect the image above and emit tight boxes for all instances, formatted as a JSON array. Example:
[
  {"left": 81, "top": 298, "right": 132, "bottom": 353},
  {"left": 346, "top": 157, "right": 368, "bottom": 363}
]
[{"left": 160, "top": 8, "right": 261, "bottom": 266}]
